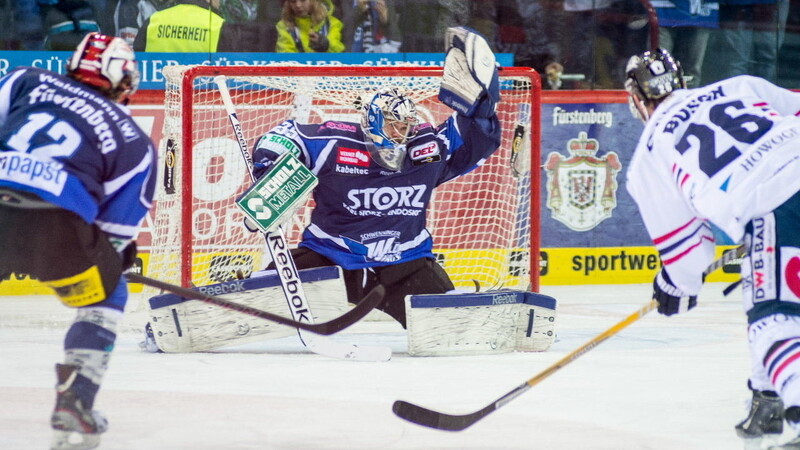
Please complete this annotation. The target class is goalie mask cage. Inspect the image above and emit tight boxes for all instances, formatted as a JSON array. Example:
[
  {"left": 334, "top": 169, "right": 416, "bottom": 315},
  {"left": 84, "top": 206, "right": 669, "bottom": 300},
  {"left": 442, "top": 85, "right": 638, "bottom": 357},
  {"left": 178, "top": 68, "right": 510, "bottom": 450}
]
[{"left": 148, "top": 64, "right": 540, "bottom": 296}]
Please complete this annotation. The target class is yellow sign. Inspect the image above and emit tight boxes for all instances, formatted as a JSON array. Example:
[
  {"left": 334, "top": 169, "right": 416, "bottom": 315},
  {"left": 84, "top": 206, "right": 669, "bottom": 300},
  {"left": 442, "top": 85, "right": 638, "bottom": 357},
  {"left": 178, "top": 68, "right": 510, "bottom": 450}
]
[
  {"left": 0, "top": 246, "right": 741, "bottom": 296},
  {"left": 539, "top": 246, "right": 740, "bottom": 284}
]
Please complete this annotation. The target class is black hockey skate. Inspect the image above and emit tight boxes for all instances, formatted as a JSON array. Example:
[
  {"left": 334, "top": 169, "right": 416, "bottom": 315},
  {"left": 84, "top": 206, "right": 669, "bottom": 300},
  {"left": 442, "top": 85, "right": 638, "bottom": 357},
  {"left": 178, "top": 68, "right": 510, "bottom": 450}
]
[
  {"left": 50, "top": 364, "right": 108, "bottom": 450},
  {"left": 765, "top": 407, "right": 800, "bottom": 449},
  {"left": 736, "top": 386, "right": 784, "bottom": 449}
]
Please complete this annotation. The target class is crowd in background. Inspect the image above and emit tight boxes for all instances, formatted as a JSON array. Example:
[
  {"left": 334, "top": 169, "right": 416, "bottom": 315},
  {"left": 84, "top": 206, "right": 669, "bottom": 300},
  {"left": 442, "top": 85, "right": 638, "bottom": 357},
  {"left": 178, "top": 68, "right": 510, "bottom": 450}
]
[{"left": 1, "top": 0, "right": 798, "bottom": 89}]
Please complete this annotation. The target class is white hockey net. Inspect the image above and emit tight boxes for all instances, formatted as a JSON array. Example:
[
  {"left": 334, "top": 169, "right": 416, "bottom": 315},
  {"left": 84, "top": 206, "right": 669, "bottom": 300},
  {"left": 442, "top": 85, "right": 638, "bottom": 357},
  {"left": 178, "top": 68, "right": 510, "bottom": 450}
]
[{"left": 145, "top": 64, "right": 540, "bottom": 297}]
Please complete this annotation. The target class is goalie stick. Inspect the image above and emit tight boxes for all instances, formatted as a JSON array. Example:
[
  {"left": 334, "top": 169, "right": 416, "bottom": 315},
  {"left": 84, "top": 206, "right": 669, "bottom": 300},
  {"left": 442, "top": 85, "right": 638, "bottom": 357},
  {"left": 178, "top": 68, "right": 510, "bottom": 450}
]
[
  {"left": 214, "top": 75, "right": 392, "bottom": 362},
  {"left": 127, "top": 273, "right": 384, "bottom": 336},
  {"left": 393, "top": 245, "right": 746, "bottom": 431}
]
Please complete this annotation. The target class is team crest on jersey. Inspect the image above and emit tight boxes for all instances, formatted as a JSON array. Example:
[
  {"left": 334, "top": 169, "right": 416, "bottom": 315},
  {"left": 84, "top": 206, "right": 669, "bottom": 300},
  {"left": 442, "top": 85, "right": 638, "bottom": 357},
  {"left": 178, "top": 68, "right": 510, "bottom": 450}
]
[{"left": 544, "top": 132, "right": 621, "bottom": 231}]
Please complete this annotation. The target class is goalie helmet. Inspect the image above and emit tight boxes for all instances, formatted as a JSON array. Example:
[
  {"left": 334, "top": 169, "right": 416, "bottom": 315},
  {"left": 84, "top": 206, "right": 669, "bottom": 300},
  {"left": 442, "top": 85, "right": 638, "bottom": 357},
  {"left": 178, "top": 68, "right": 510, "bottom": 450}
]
[
  {"left": 360, "top": 88, "right": 419, "bottom": 171},
  {"left": 625, "top": 48, "right": 685, "bottom": 121},
  {"left": 67, "top": 32, "right": 140, "bottom": 103}
]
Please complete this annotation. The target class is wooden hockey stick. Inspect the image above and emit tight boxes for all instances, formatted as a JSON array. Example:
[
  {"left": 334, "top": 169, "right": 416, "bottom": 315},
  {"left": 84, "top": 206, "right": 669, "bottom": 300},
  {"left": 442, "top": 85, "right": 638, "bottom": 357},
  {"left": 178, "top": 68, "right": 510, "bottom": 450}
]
[
  {"left": 214, "top": 75, "right": 392, "bottom": 361},
  {"left": 393, "top": 245, "right": 746, "bottom": 431},
  {"left": 127, "top": 272, "right": 385, "bottom": 336}
]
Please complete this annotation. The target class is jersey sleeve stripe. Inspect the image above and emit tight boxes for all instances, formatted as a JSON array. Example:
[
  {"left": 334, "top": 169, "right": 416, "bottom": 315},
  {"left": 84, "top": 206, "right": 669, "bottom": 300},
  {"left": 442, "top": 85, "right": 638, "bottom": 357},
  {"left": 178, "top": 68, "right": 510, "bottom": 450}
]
[
  {"left": 661, "top": 234, "right": 715, "bottom": 266},
  {"left": 95, "top": 220, "right": 141, "bottom": 238},
  {"left": 652, "top": 217, "right": 699, "bottom": 244},
  {"left": 102, "top": 150, "right": 153, "bottom": 197},
  {"left": 0, "top": 69, "right": 27, "bottom": 126}
]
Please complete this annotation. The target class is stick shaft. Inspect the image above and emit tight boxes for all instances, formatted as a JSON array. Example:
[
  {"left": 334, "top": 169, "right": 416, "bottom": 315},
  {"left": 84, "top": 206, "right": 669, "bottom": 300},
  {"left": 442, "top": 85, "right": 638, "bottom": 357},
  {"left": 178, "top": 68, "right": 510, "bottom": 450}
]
[
  {"left": 126, "top": 272, "right": 384, "bottom": 335},
  {"left": 393, "top": 245, "right": 746, "bottom": 430}
]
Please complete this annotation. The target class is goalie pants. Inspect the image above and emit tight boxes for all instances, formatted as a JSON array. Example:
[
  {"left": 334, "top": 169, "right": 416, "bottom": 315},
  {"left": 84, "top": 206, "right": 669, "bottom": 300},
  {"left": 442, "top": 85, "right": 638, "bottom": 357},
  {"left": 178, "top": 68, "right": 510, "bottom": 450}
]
[
  {"left": 274, "top": 247, "right": 455, "bottom": 328},
  {"left": 0, "top": 190, "right": 126, "bottom": 310},
  {"left": 742, "top": 190, "right": 800, "bottom": 410}
]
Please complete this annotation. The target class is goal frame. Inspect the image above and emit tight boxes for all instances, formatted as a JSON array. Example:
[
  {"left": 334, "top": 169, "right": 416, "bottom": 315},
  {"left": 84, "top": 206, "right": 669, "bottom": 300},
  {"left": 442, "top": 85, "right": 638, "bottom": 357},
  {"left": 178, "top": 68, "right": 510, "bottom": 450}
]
[{"left": 170, "top": 65, "right": 541, "bottom": 291}]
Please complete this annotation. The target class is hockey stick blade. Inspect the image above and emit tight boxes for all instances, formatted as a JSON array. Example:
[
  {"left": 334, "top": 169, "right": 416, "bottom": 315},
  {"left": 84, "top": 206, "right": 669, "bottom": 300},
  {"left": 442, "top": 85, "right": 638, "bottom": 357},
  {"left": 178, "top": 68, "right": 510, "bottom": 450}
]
[
  {"left": 392, "top": 245, "right": 746, "bottom": 431},
  {"left": 126, "top": 272, "right": 385, "bottom": 335}
]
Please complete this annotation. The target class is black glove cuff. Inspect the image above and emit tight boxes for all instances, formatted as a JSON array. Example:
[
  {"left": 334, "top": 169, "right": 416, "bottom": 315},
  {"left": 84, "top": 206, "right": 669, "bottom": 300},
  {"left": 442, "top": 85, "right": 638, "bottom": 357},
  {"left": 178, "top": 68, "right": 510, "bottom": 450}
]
[
  {"left": 311, "top": 35, "right": 329, "bottom": 52},
  {"left": 121, "top": 242, "right": 138, "bottom": 271}
]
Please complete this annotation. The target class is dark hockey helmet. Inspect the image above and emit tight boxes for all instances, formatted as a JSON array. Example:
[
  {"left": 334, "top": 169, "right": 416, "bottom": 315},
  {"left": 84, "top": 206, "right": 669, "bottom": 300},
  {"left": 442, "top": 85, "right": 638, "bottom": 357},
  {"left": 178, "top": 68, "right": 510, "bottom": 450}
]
[
  {"left": 68, "top": 32, "right": 140, "bottom": 103},
  {"left": 625, "top": 48, "right": 685, "bottom": 104}
]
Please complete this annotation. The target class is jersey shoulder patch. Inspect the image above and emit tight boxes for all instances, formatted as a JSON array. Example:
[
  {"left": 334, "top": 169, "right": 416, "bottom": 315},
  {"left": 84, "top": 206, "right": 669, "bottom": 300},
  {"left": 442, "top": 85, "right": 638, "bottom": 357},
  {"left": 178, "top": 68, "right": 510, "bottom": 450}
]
[
  {"left": 409, "top": 140, "right": 441, "bottom": 165},
  {"left": 256, "top": 129, "right": 302, "bottom": 158},
  {"left": 319, "top": 121, "right": 360, "bottom": 135}
]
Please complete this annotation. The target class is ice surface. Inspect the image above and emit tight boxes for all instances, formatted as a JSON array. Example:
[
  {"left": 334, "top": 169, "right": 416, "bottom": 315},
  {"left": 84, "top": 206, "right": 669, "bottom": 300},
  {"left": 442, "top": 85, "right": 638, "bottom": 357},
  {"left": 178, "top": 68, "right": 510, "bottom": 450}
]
[{"left": 0, "top": 283, "right": 758, "bottom": 449}]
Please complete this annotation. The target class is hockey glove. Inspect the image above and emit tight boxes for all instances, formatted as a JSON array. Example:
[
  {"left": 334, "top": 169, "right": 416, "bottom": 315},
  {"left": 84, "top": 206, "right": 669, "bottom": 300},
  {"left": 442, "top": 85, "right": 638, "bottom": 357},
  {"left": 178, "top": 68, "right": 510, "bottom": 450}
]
[
  {"left": 243, "top": 217, "right": 260, "bottom": 233},
  {"left": 439, "top": 26, "right": 499, "bottom": 118},
  {"left": 310, "top": 33, "right": 330, "bottom": 52},
  {"left": 653, "top": 268, "right": 697, "bottom": 316},
  {"left": 120, "top": 241, "right": 138, "bottom": 271}
]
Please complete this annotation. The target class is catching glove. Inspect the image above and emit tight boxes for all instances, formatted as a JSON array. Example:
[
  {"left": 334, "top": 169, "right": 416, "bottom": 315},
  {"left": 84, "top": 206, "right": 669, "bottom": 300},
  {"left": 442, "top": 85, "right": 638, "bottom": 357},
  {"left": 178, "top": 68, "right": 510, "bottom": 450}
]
[
  {"left": 653, "top": 268, "right": 697, "bottom": 316},
  {"left": 439, "top": 26, "right": 499, "bottom": 118}
]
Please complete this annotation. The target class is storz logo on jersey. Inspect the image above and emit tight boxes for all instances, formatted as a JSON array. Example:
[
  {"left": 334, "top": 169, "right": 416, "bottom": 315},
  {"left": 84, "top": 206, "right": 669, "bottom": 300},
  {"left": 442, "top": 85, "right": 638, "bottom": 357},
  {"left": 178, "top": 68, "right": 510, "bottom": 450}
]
[
  {"left": 410, "top": 142, "right": 441, "bottom": 165},
  {"left": 344, "top": 185, "right": 426, "bottom": 217},
  {"left": 337, "top": 148, "right": 370, "bottom": 167},
  {"left": 544, "top": 132, "right": 621, "bottom": 231}
]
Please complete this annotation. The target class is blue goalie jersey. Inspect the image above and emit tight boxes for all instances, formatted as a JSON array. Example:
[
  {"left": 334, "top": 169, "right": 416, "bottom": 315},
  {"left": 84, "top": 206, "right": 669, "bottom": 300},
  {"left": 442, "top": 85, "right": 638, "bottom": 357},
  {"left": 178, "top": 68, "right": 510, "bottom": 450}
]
[
  {"left": 0, "top": 67, "right": 156, "bottom": 241},
  {"left": 253, "top": 113, "right": 501, "bottom": 270}
]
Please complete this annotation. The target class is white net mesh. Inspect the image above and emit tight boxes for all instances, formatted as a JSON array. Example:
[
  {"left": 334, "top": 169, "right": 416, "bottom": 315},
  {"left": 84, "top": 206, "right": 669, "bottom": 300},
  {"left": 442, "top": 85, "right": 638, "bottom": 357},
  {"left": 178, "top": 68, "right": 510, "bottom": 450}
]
[{"left": 145, "top": 64, "right": 539, "bottom": 298}]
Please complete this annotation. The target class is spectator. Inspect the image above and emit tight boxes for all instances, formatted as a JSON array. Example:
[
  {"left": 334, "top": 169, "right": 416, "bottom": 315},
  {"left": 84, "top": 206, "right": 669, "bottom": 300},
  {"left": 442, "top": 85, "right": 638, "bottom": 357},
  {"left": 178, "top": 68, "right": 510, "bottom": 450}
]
[
  {"left": 558, "top": 0, "right": 615, "bottom": 88},
  {"left": 39, "top": 0, "right": 102, "bottom": 50},
  {"left": 5, "top": 0, "right": 45, "bottom": 50},
  {"left": 106, "top": 0, "right": 159, "bottom": 46},
  {"left": 222, "top": 0, "right": 274, "bottom": 52},
  {"left": 396, "top": 0, "right": 471, "bottom": 52},
  {"left": 655, "top": 0, "right": 719, "bottom": 87},
  {"left": 275, "top": 0, "right": 345, "bottom": 53},
  {"left": 559, "top": 0, "right": 648, "bottom": 88},
  {"left": 714, "top": 0, "right": 788, "bottom": 82},
  {"left": 489, "top": 0, "right": 563, "bottom": 84},
  {"left": 133, "top": 0, "right": 239, "bottom": 52},
  {"left": 341, "top": 0, "right": 401, "bottom": 53}
]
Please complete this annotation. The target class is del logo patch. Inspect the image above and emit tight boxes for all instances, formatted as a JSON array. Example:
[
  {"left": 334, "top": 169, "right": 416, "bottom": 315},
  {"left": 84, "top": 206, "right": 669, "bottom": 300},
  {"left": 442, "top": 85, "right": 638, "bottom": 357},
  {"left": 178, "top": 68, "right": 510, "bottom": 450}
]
[
  {"left": 337, "top": 148, "right": 370, "bottom": 167},
  {"left": 410, "top": 141, "right": 441, "bottom": 165},
  {"left": 544, "top": 132, "right": 621, "bottom": 231}
]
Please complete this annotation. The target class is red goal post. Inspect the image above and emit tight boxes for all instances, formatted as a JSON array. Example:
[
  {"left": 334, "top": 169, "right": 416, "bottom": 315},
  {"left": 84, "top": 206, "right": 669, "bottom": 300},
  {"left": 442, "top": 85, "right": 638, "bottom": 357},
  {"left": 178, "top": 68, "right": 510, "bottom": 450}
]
[{"left": 148, "top": 64, "right": 541, "bottom": 295}]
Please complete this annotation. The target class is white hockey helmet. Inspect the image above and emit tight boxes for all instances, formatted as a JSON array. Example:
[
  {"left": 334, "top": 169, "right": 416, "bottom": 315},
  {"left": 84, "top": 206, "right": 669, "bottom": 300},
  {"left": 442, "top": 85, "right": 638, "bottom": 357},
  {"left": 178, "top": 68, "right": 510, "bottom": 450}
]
[
  {"left": 67, "top": 32, "right": 140, "bottom": 103},
  {"left": 360, "top": 88, "right": 419, "bottom": 171}
]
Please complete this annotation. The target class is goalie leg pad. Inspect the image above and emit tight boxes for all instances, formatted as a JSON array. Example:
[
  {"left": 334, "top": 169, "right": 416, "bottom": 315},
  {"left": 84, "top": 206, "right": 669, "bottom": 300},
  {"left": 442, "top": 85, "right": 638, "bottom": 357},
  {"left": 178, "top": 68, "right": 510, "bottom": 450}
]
[
  {"left": 405, "top": 291, "right": 558, "bottom": 357},
  {"left": 145, "top": 266, "right": 348, "bottom": 352},
  {"left": 514, "top": 293, "right": 557, "bottom": 352}
]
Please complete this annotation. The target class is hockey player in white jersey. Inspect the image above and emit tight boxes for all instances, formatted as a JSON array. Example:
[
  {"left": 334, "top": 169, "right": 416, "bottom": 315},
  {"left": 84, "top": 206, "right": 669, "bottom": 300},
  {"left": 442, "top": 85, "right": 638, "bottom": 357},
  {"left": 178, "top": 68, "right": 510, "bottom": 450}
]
[
  {"left": 0, "top": 33, "right": 156, "bottom": 449},
  {"left": 625, "top": 48, "right": 800, "bottom": 448},
  {"left": 250, "top": 26, "right": 500, "bottom": 328}
]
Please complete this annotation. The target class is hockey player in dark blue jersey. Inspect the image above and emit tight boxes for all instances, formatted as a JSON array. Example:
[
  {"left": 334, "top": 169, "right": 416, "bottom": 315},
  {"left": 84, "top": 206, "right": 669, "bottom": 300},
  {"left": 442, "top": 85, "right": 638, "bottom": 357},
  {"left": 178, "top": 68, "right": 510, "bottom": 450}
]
[
  {"left": 254, "top": 26, "right": 501, "bottom": 328},
  {"left": 0, "top": 32, "right": 156, "bottom": 450}
]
